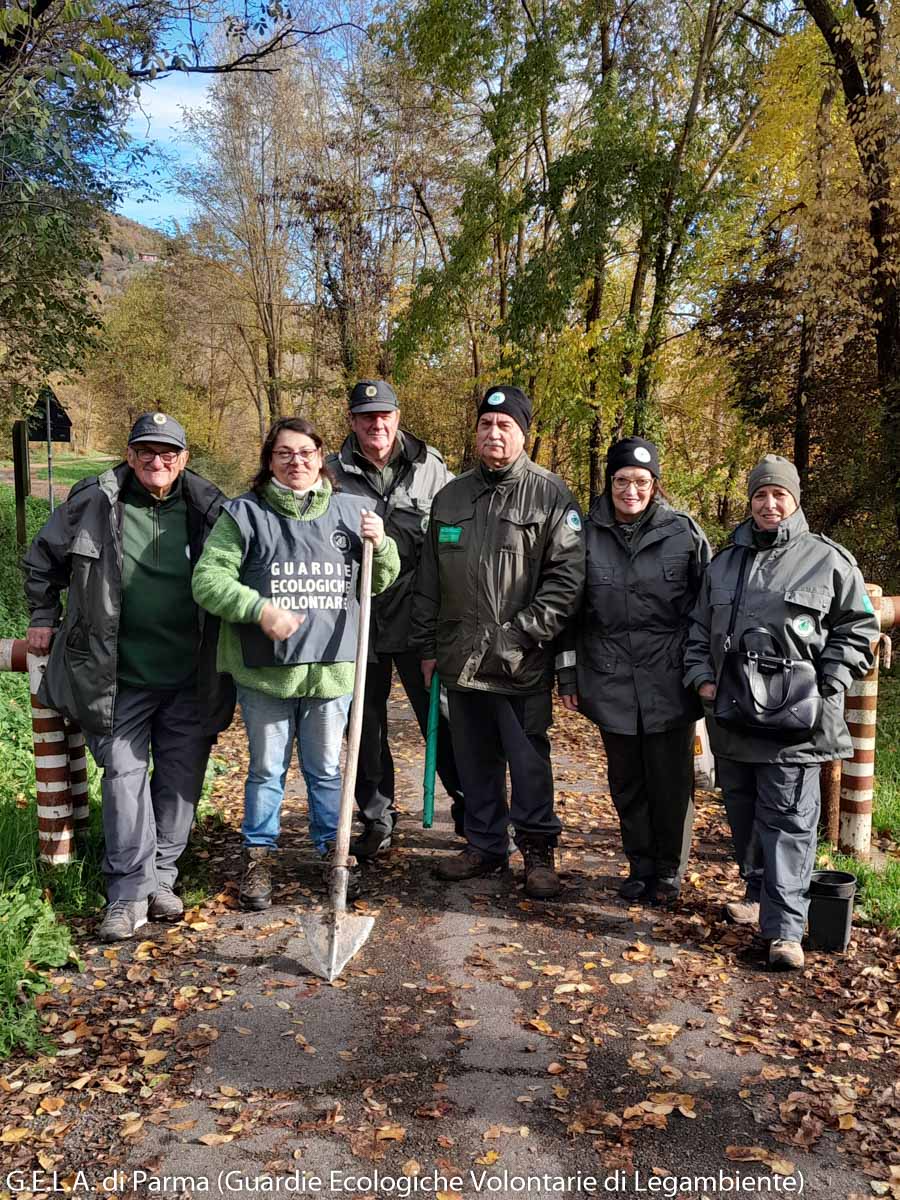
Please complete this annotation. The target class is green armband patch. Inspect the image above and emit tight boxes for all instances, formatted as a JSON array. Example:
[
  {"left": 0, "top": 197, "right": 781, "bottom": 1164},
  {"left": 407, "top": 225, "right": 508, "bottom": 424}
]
[{"left": 438, "top": 525, "right": 462, "bottom": 544}]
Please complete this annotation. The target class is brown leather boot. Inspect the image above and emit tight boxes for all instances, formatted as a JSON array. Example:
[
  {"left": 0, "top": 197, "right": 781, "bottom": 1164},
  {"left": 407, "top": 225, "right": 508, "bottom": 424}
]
[
  {"left": 517, "top": 837, "right": 562, "bottom": 899},
  {"left": 435, "top": 846, "right": 507, "bottom": 881},
  {"left": 240, "top": 848, "right": 273, "bottom": 911}
]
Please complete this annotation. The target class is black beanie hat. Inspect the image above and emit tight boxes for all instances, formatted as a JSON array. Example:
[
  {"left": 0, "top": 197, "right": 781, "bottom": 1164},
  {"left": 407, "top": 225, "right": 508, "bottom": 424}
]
[
  {"left": 476, "top": 385, "right": 531, "bottom": 435},
  {"left": 606, "top": 436, "right": 660, "bottom": 480}
]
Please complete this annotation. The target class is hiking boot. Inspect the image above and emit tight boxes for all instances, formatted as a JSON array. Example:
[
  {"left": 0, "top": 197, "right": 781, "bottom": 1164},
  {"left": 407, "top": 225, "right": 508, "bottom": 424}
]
[
  {"left": 435, "top": 846, "right": 507, "bottom": 882},
  {"left": 320, "top": 846, "right": 361, "bottom": 901},
  {"left": 350, "top": 824, "right": 392, "bottom": 861},
  {"left": 769, "top": 939, "right": 805, "bottom": 971},
  {"left": 99, "top": 899, "right": 148, "bottom": 943},
  {"left": 725, "top": 899, "right": 761, "bottom": 926},
  {"left": 148, "top": 883, "right": 184, "bottom": 922},
  {"left": 518, "top": 838, "right": 562, "bottom": 899},
  {"left": 240, "top": 848, "right": 273, "bottom": 911},
  {"left": 618, "top": 875, "right": 652, "bottom": 901}
]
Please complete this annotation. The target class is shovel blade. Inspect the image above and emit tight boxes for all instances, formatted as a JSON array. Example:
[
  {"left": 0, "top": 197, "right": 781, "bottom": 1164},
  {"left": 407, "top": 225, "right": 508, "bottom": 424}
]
[{"left": 293, "top": 912, "right": 375, "bottom": 982}]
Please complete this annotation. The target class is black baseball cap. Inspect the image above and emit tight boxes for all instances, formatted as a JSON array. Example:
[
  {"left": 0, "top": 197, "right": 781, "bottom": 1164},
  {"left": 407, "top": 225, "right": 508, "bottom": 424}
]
[
  {"left": 349, "top": 380, "right": 399, "bottom": 414},
  {"left": 128, "top": 412, "right": 187, "bottom": 450}
]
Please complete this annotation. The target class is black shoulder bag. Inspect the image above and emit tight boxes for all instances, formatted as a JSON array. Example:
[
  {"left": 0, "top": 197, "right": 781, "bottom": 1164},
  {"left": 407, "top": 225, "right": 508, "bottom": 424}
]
[{"left": 713, "top": 548, "right": 823, "bottom": 741}]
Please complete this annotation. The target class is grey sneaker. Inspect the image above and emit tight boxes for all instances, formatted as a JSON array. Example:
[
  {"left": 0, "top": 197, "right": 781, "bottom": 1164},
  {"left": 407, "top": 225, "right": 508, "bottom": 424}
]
[
  {"left": 769, "top": 939, "right": 805, "bottom": 971},
  {"left": 725, "top": 899, "right": 761, "bottom": 926},
  {"left": 240, "top": 848, "right": 273, "bottom": 911},
  {"left": 99, "top": 899, "right": 148, "bottom": 943},
  {"left": 148, "top": 884, "right": 184, "bottom": 922}
]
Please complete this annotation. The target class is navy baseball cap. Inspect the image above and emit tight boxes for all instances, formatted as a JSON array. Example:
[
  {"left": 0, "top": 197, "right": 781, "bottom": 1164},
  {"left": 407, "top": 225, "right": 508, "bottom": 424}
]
[
  {"left": 128, "top": 412, "right": 187, "bottom": 450},
  {"left": 349, "top": 380, "right": 399, "bottom": 414}
]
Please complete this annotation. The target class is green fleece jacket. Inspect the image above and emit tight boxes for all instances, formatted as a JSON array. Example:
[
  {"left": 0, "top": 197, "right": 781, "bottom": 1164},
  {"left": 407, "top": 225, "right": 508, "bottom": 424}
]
[{"left": 192, "top": 479, "right": 400, "bottom": 699}]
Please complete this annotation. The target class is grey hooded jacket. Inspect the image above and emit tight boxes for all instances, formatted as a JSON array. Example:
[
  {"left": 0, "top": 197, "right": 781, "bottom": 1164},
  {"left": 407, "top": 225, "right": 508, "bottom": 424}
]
[
  {"left": 559, "top": 496, "right": 711, "bottom": 735},
  {"left": 326, "top": 431, "right": 452, "bottom": 654},
  {"left": 22, "top": 464, "right": 235, "bottom": 737},
  {"left": 683, "top": 509, "right": 876, "bottom": 763}
]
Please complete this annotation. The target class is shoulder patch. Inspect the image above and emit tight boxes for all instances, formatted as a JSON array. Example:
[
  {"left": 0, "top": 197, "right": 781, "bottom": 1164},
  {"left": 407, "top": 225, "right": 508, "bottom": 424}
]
[
  {"left": 565, "top": 509, "right": 583, "bottom": 532},
  {"left": 862, "top": 593, "right": 874, "bottom": 614}
]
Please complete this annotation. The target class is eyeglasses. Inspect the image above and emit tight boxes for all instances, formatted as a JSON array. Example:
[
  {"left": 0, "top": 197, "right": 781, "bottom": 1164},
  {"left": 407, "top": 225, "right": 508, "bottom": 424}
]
[
  {"left": 135, "top": 448, "right": 181, "bottom": 465},
  {"left": 272, "top": 448, "right": 319, "bottom": 464},
  {"left": 612, "top": 476, "right": 654, "bottom": 493}
]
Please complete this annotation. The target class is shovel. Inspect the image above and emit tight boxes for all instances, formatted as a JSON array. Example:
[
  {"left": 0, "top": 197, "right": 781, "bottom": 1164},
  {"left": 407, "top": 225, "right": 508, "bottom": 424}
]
[{"left": 294, "top": 536, "right": 375, "bottom": 981}]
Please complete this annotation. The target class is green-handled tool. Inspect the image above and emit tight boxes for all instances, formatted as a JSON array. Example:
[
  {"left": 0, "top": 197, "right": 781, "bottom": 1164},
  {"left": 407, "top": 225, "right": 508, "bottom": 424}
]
[{"left": 422, "top": 672, "right": 440, "bottom": 828}]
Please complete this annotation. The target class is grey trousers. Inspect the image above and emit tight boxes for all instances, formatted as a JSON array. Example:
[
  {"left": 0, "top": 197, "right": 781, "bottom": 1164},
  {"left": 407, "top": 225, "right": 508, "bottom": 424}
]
[
  {"left": 85, "top": 686, "right": 214, "bottom": 902},
  {"left": 599, "top": 721, "right": 695, "bottom": 885},
  {"left": 448, "top": 688, "right": 561, "bottom": 860},
  {"left": 717, "top": 759, "right": 820, "bottom": 942}
]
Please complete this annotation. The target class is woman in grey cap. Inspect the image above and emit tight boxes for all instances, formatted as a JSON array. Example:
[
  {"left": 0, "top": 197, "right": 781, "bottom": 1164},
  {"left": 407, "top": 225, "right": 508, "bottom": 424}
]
[
  {"left": 558, "top": 437, "right": 711, "bottom": 905},
  {"left": 684, "top": 455, "right": 876, "bottom": 970}
]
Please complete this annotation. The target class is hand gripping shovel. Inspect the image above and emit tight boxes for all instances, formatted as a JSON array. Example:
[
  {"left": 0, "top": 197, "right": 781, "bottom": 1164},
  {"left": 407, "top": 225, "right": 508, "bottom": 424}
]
[{"left": 294, "top": 537, "right": 375, "bottom": 981}]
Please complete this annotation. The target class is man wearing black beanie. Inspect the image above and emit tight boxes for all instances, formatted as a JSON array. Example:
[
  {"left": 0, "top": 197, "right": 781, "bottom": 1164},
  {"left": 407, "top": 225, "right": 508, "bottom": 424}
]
[{"left": 410, "top": 385, "right": 586, "bottom": 899}]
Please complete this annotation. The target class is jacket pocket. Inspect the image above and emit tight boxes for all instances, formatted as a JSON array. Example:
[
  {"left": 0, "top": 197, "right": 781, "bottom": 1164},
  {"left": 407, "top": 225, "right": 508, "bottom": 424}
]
[
  {"left": 478, "top": 624, "right": 545, "bottom": 687},
  {"left": 784, "top": 587, "right": 831, "bottom": 644},
  {"left": 663, "top": 554, "right": 689, "bottom": 582},
  {"left": 498, "top": 507, "right": 541, "bottom": 557},
  {"left": 583, "top": 641, "right": 616, "bottom": 673}
]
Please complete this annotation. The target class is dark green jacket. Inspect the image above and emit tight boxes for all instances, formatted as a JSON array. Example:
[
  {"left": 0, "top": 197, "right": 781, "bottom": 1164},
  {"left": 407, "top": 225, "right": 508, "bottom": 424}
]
[
  {"left": 23, "top": 464, "right": 235, "bottom": 737},
  {"left": 326, "top": 431, "right": 452, "bottom": 654},
  {"left": 560, "top": 496, "right": 711, "bottom": 735},
  {"left": 683, "top": 509, "right": 877, "bottom": 763},
  {"left": 410, "top": 453, "right": 586, "bottom": 694}
]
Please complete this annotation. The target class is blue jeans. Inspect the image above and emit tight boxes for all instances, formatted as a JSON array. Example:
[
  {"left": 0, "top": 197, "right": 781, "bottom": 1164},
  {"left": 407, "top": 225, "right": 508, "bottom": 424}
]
[{"left": 237, "top": 686, "right": 351, "bottom": 853}]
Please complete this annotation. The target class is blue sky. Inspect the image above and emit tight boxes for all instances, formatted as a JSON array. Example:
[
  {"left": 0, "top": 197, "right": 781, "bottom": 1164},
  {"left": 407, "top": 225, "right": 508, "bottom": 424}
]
[{"left": 118, "top": 73, "right": 211, "bottom": 231}]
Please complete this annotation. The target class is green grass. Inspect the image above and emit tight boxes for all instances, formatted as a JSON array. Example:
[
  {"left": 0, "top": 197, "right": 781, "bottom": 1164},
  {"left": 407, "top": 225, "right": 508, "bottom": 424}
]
[
  {"left": 873, "top": 671, "right": 900, "bottom": 840},
  {"left": 816, "top": 668, "right": 900, "bottom": 928},
  {"left": 30, "top": 454, "right": 117, "bottom": 487}
]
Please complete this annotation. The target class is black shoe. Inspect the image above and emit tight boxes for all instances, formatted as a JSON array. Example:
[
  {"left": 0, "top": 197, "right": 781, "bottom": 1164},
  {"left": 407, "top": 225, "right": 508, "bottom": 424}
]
[
  {"left": 516, "top": 836, "right": 562, "bottom": 899},
  {"left": 618, "top": 876, "right": 652, "bottom": 901},
  {"left": 435, "top": 846, "right": 507, "bottom": 882},
  {"left": 649, "top": 877, "right": 680, "bottom": 905},
  {"left": 350, "top": 825, "right": 392, "bottom": 860}
]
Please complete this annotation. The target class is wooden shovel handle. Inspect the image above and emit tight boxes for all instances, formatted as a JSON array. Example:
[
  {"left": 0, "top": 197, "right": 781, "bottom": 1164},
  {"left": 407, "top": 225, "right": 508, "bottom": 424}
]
[{"left": 333, "top": 536, "right": 374, "bottom": 869}]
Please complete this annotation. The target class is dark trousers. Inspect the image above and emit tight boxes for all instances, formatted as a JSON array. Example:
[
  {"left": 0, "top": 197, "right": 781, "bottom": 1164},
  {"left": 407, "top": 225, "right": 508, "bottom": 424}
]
[
  {"left": 599, "top": 720, "right": 695, "bottom": 885},
  {"left": 355, "top": 650, "right": 463, "bottom": 832},
  {"left": 85, "top": 686, "right": 213, "bottom": 902},
  {"left": 448, "top": 688, "right": 561, "bottom": 861},
  {"left": 717, "top": 759, "right": 820, "bottom": 942}
]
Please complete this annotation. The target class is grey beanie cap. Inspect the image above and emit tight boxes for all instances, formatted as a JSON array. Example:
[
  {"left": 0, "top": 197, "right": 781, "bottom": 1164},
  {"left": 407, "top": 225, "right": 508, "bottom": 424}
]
[{"left": 747, "top": 454, "right": 801, "bottom": 506}]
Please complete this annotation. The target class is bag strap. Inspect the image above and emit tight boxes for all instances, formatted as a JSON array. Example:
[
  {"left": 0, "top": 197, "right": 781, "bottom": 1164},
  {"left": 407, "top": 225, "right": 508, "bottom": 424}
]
[{"left": 724, "top": 547, "right": 752, "bottom": 652}]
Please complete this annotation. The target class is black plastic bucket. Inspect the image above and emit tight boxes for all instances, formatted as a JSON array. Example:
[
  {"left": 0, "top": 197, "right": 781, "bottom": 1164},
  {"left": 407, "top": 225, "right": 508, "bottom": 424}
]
[{"left": 807, "top": 870, "right": 856, "bottom": 952}]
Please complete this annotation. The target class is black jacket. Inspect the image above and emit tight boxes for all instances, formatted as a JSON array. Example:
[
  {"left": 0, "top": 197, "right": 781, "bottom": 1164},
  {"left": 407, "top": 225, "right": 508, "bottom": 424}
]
[
  {"left": 561, "top": 496, "right": 711, "bottom": 734},
  {"left": 23, "top": 464, "right": 235, "bottom": 737},
  {"left": 410, "top": 453, "right": 586, "bottom": 694}
]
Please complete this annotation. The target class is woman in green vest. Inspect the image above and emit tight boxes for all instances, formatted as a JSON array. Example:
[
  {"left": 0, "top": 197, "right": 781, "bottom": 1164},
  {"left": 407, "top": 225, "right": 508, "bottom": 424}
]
[{"left": 193, "top": 417, "right": 400, "bottom": 910}]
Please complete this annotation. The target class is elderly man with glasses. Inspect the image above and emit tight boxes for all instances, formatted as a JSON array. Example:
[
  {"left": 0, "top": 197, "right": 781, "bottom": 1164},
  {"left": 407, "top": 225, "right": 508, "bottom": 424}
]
[{"left": 23, "top": 413, "right": 235, "bottom": 941}]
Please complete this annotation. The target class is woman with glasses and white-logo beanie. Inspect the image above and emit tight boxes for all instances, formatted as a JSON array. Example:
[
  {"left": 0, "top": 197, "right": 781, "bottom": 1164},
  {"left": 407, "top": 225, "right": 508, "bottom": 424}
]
[{"left": 558, "top": 437, "right": 711, "bottom": 907}]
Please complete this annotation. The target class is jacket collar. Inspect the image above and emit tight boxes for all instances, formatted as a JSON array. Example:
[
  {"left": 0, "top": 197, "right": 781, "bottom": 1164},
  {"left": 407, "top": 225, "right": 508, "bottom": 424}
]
[
  {"left": 588, "top": 494, "right": 682, "bottom": 553},
  {"left": 97, "top": 463, "right": 222, "bottom": 522},
  {"left": 336, "top": 429, "right": 425, "bottom": 476},
  {"left": 732, "top": 507, "right": 809, "bottom": 548},
  {"left": 474, "top": 451, "right": 529, "bottom": 492}
]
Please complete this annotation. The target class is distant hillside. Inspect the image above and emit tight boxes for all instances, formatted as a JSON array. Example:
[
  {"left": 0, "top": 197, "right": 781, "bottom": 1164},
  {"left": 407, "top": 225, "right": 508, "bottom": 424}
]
[{"left": 94, "top": 214, "right": 171, "bottom": 302}]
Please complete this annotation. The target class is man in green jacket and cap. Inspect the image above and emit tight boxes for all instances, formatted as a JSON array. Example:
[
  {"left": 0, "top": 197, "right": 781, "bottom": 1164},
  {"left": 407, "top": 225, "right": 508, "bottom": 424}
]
[{"left": 23, "top": 413, "right": 234, "bottom": 942}]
